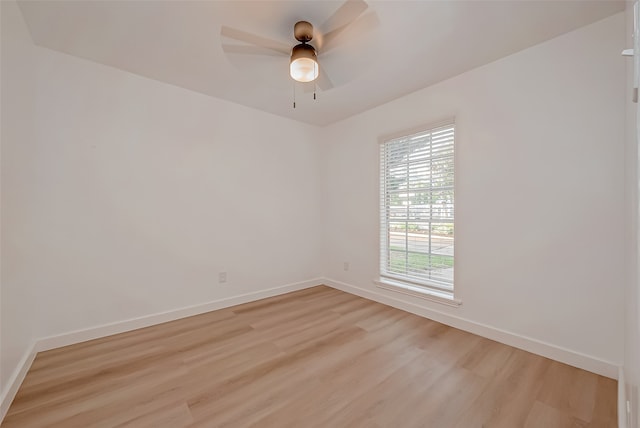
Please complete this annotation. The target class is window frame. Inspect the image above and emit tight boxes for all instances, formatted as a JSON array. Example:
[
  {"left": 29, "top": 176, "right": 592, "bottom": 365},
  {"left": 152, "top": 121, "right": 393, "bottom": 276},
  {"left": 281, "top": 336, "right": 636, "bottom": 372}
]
[{"left": 377, "top": 120, "right": 459, "bottom": 305}]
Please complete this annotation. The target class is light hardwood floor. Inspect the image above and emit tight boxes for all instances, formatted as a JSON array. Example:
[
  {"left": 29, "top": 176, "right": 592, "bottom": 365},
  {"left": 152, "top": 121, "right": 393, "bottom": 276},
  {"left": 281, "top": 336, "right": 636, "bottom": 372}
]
[{"left": 2, "top": 286, "right": 616, "bottom": 427}]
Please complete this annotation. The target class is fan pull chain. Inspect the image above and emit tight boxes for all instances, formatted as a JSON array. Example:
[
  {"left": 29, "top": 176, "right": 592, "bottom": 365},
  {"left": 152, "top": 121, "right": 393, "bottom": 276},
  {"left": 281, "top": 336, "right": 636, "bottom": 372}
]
[
  {"left": 314, "top": 62, "right": 317, "bottom": 100},
  {"left": 293, "top": 82, "right": 296, "bottom": 109}
]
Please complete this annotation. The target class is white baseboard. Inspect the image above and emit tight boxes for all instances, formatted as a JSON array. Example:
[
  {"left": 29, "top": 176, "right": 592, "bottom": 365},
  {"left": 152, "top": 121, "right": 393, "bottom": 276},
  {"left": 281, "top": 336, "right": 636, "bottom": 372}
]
[
  {"left": 323, "top": 278, "right": 619, "bottom": 379},
  {"left": 35, "top": 278, "right": 323, "bottom": 352},
  {"left": 619, "top": 366, "right": 628, "bottom": 428},
  {"left": 0, "top": 342, "right": 37, "bottom": 423},
  {"left": 0, "top": 278, "right": 322, "bottom": 423}
]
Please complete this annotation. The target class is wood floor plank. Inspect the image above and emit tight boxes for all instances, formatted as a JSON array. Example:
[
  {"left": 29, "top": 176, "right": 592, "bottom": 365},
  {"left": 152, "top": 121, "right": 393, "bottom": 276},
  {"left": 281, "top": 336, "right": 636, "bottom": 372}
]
[
  {"left": 524, "top": 401, "right": 588, "bottom": 428},
  {"left": 537, "top": 361, "right": 599, "bottom": 422},
  {"left": 453, "top": 347, "right": 552, "bottom": 428},
  {"left": 1, "top": 286, "right": 617, "bottom": 427},
  {"left": 587, "top": 376, "right": 618, "bottom": 427}
]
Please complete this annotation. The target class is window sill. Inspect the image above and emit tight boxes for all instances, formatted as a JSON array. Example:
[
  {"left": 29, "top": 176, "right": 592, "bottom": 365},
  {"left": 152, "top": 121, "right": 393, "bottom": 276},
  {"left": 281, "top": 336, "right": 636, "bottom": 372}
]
[{"left": 374, "top": 278, "right": 462, "bottom": 307}]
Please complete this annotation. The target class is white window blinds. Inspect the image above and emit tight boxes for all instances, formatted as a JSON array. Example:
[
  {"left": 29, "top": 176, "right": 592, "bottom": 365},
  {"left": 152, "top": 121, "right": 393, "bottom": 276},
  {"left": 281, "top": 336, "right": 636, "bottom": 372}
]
[{"left": 380, "top": 123, "right": 455, "bottom": 295}]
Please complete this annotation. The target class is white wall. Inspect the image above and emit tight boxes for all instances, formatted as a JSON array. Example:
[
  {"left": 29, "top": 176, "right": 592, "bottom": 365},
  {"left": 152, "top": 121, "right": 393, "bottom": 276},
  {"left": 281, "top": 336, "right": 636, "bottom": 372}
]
[
  {"left": 1, "top": 0, "right": 322, "bottom": 396},
  {"left": 625, "top": 2, "right": 640, "bottom": 425},
  {"left": 28, "top": 49, "right": 323, "bottom": 338},
  {"left": 322, "top": 13, "right": 626, "bottom": 369},
  {"left": 1, "top": 0, "right": 38, "bottom": 399}
]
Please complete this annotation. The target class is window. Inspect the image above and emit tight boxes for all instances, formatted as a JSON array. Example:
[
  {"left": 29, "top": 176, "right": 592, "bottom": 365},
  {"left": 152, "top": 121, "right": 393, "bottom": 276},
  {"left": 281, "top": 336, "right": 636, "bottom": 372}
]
[{"left": 379, "top": 122, "right": 455, "bottom": 301}]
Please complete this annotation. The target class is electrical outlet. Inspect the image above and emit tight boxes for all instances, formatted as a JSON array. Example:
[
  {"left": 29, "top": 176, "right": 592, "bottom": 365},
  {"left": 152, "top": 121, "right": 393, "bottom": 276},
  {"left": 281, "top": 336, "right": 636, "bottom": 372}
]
[
  {"left": 218, "top": 272, "right": 227, "bottom": 283},
  {"left": 343, "top": 262, "right": 350, "bottom": 271}
]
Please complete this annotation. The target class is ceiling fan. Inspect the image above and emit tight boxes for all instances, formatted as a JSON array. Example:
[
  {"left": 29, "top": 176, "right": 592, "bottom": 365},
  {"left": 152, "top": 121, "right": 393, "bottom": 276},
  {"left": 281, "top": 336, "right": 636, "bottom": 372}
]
[{"left": 220, "top": 0, "right": 378, "bottom": 92}]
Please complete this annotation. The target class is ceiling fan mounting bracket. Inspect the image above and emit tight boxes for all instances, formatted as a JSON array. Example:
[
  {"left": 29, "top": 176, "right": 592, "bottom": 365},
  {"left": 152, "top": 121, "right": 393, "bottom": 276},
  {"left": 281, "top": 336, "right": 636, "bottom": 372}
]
[{"left": 294, "top": 21, "right": 314, "bottom": 43}]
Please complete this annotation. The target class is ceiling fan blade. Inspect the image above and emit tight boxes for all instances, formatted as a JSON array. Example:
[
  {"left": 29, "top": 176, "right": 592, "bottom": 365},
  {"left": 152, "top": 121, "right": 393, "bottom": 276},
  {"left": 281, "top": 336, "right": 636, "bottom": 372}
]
[
  {"left": 316, "top": 68, "right": 334, "bottom": 91},
  {"left": 220, "top": 26, "right": 290, "bottom": 55},
  {"left": 319, "top": 11, "right": 380, "bottom": 54},
  {"left": 222, "top": 44, "right": 287, "bottom": 57},
  {"left": 316, "top": 0, "right": 368, "bottom": 49},
  {"left": 303, "top": 68, "right": 334, "bottom": 93},
  {"left": 320, "top": 0, "right": 368, "bottom": 34}
]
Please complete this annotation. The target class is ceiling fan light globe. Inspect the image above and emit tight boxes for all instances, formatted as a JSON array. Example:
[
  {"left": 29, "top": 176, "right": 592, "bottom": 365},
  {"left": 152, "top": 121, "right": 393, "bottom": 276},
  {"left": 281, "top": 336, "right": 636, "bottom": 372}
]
[
  {"left": 290, "top": 43, "right": 319, "bottom": 82},
  {"left": 290, "top": 58, "right": 319, "bottom": 82}
]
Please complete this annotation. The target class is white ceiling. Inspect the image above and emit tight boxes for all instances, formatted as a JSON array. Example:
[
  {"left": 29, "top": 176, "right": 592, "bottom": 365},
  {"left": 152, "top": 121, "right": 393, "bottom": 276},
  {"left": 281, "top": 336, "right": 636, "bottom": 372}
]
[{"left": 18, "top": 0, "right": 625, "bottom": 126}]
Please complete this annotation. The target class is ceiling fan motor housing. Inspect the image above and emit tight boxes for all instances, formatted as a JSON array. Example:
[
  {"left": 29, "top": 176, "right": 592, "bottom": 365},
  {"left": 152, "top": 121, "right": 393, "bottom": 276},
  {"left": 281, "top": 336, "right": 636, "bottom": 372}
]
[
  {"left": 290, "top": 43, "right": 318, "bottom": 82},
  {"left": 291, "top": 43, "right": 317, "bottom": 61}
]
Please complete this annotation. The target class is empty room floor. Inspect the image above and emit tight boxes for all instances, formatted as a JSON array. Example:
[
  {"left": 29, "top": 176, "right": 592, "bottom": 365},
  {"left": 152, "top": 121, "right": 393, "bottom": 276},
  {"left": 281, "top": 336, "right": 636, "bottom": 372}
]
[{"left": 2, "top": 286, "right": 616, "bottom": 427}]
